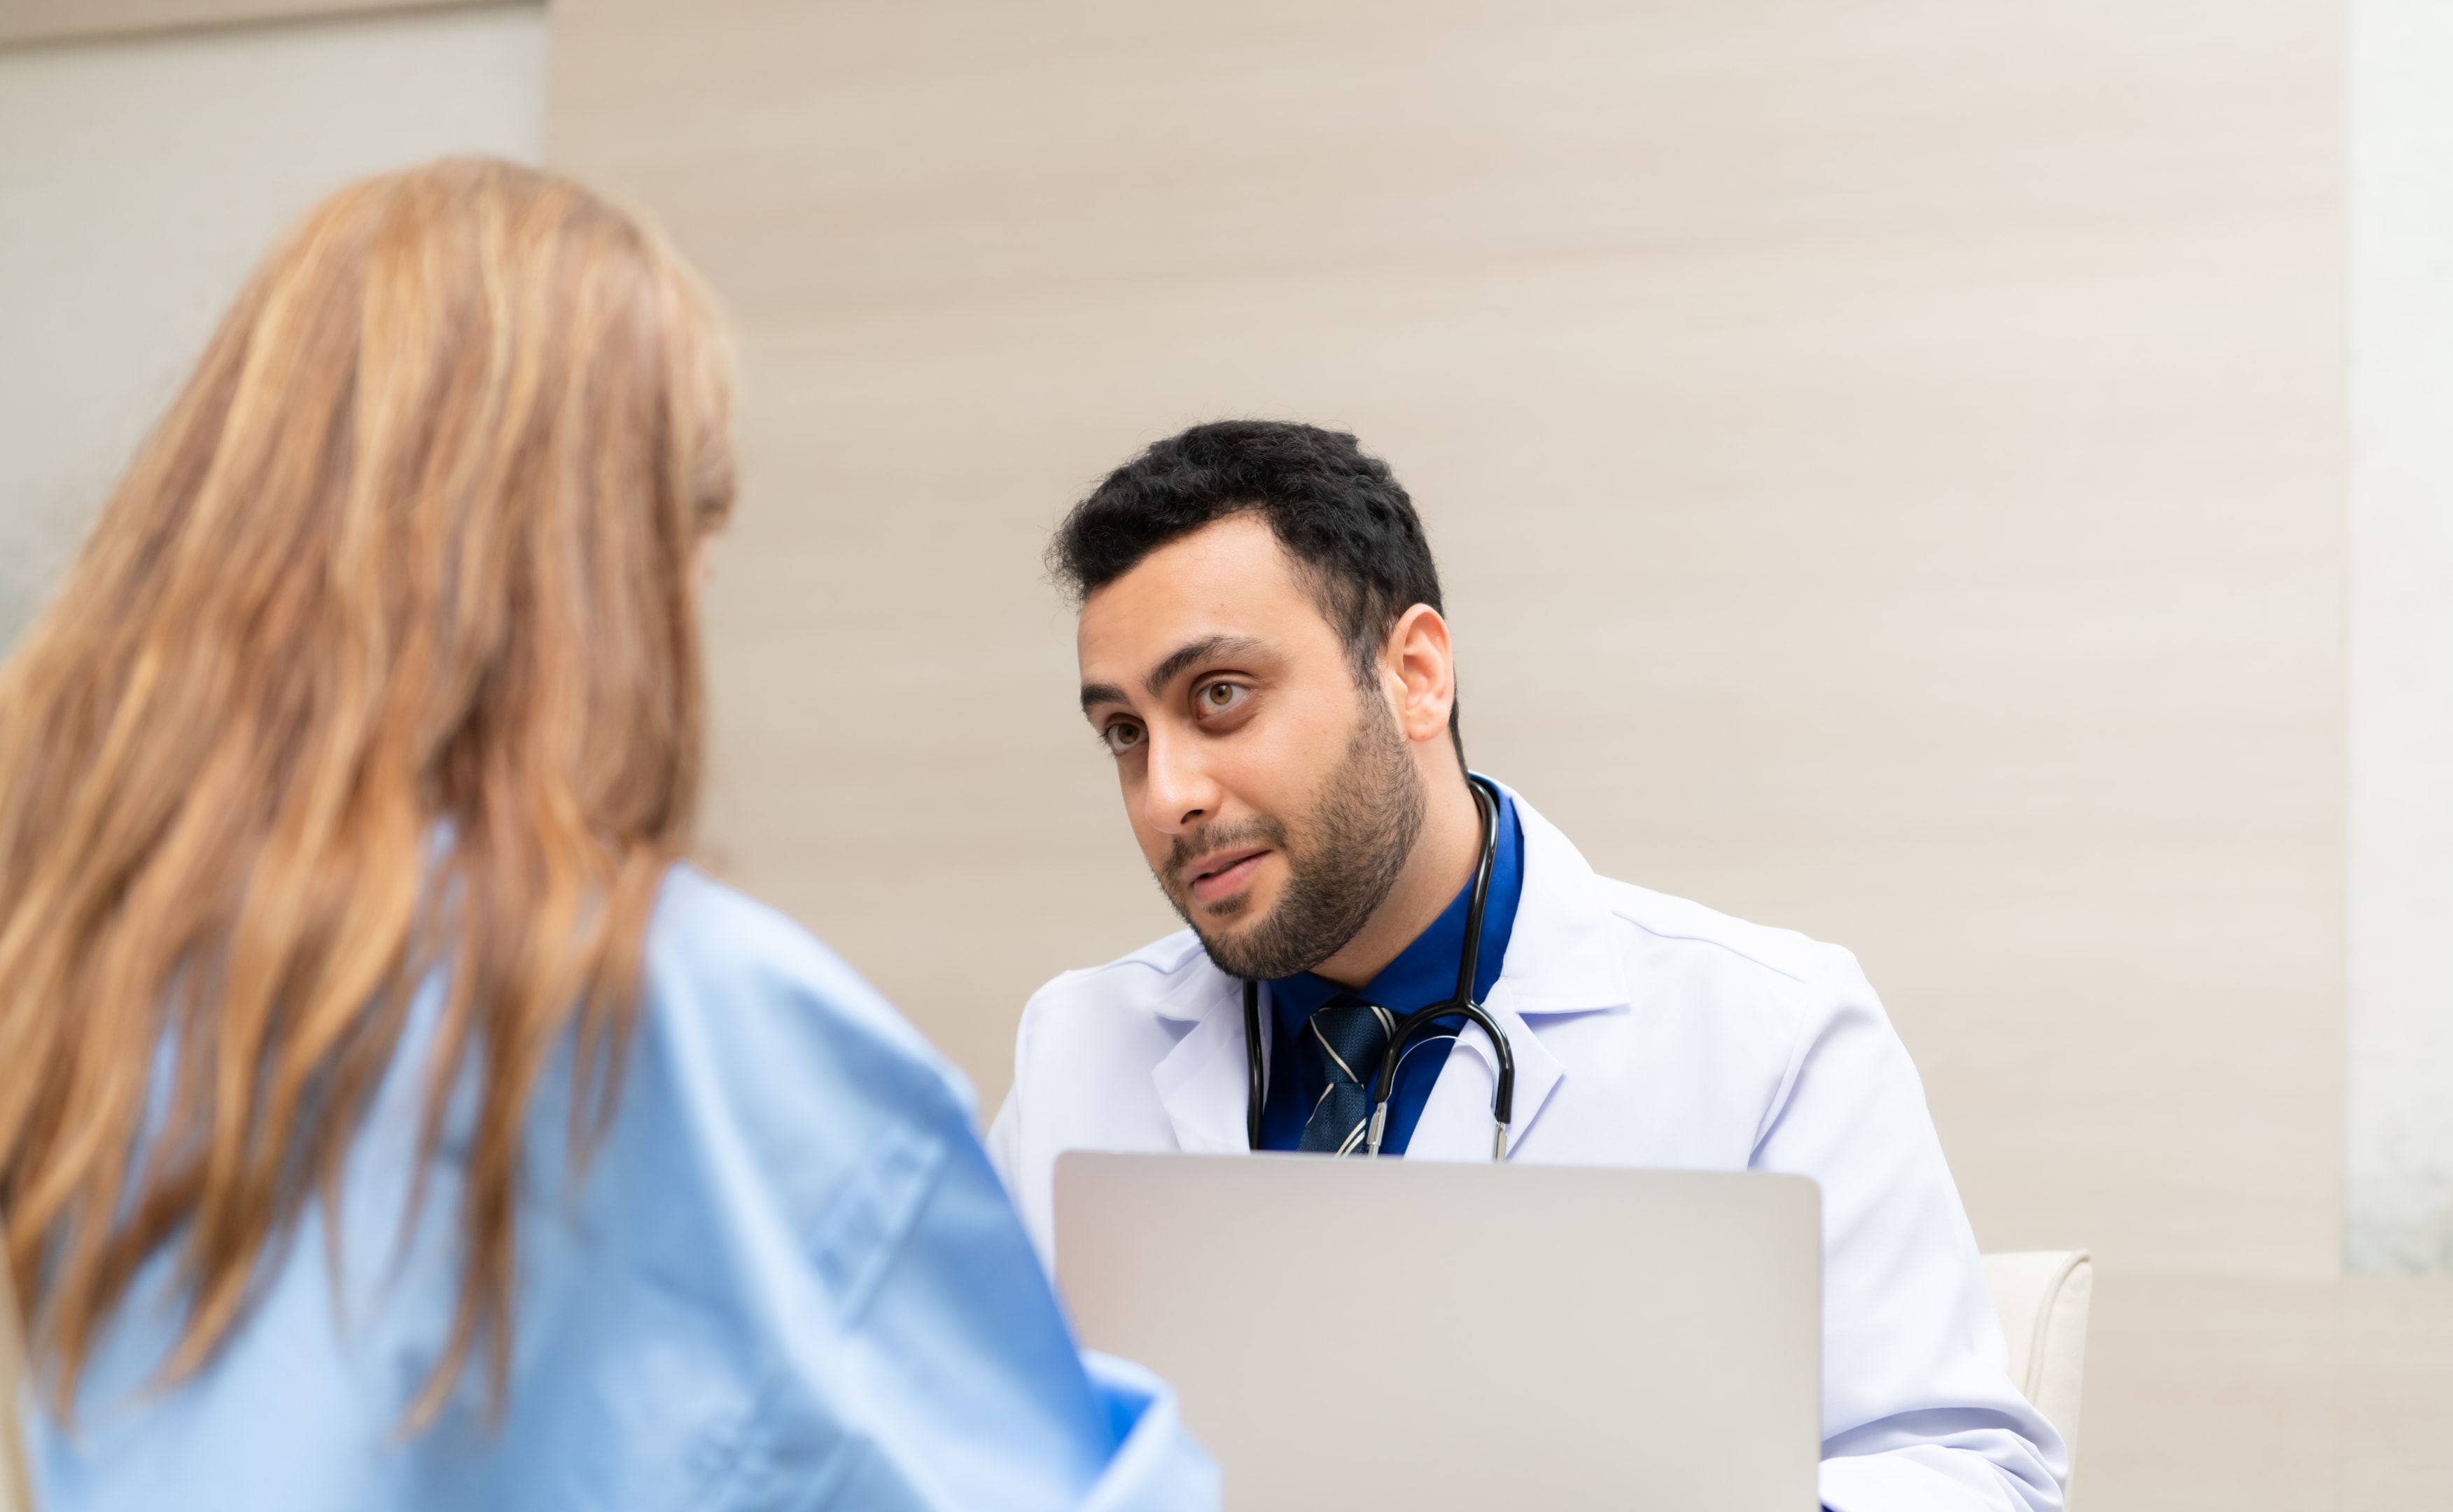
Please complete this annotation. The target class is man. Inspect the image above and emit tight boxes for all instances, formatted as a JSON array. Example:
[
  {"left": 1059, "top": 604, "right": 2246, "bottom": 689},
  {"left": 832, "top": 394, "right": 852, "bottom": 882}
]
[{"left": 987, "top": 420, "right": 2064, "bottom": 1512}]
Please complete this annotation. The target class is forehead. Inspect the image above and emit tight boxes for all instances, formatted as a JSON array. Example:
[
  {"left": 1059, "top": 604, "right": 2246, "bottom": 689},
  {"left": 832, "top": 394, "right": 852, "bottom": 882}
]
[{"left": 1076, "top": 514, "right": 1335, "bottom": 682}]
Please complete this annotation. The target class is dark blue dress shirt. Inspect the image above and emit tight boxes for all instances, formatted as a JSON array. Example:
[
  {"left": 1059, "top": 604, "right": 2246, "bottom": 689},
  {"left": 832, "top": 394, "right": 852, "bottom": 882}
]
[{"left": 1258, "top": 786, "right": 1525, "bottom": 1155}]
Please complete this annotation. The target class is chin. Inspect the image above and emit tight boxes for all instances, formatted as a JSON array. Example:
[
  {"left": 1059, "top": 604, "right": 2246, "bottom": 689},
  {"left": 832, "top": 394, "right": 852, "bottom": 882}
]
[{"left": 1187, "top": 897, "right": 1261, "bottom": 956}]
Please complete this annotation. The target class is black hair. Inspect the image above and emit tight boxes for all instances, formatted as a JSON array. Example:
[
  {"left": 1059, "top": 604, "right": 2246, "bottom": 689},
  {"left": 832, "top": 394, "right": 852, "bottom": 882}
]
[{"left": 1049, "top": 419, "right": 1461, "bottom": 762}]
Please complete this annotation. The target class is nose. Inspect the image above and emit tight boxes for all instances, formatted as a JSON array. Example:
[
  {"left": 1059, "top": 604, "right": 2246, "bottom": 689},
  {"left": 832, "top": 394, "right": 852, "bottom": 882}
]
[{"left": 1140, "top": 726, "right": 1221, "bottom": 838}]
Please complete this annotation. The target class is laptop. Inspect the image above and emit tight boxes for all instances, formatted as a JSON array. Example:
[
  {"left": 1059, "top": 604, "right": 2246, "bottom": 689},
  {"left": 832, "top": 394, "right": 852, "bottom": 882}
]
[{"left": 1054, "top": 1152, "right": 1820, "bottom": 1511}]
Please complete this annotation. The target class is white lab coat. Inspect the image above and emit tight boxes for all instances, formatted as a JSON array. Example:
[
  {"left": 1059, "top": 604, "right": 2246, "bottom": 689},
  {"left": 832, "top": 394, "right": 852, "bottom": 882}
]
[{"left": 988, "top": 782, "right": 2067, "bottom": 1512}]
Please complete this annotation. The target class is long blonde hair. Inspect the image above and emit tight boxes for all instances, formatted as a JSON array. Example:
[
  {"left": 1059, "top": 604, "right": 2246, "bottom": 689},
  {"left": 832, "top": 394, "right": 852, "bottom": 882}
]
[{"left": 0, "top": 158, "right": 734, "bottom": 1418}]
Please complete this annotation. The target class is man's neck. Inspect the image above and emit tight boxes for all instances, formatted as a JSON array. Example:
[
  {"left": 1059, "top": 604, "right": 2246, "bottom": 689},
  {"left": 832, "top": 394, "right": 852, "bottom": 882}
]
[{"left": 1308, "top": 762, "right": 1483, "bottom": 990}]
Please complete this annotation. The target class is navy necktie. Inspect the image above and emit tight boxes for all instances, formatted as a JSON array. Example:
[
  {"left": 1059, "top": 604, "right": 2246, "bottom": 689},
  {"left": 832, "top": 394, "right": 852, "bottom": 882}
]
[{"left": 1297, "top": 993, "right": 1397, "bottom": 1156}]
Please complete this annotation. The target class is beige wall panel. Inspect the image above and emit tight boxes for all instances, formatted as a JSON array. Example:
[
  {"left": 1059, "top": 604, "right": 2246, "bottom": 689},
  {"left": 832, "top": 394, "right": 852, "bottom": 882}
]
[
  {"left": 0, "top": 0, "right": 491, "bottom": 48},
  {"left": 2053, "top": 1275, "right": 2453, "bottom": 1509},
  {"left": 2340, "top": 1278, "right": 2453, "bottom": 1502},
  {"left": 2081, "top": 1276, "right": 2344, "bottom": 1511},
  {"left": 547, "top": 3, "right": 2349, "bottom": 1504}
]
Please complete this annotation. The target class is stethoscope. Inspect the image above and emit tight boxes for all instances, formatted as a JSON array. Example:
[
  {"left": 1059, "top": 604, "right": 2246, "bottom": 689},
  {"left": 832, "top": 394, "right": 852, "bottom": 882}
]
[{"left": 1241, "top": 773, "right": 1516, "bottom": 1160}]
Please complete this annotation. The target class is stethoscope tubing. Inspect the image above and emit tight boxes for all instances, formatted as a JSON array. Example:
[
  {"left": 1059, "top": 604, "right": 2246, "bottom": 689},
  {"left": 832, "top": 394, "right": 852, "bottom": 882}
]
[{"left": 1241, "top": 774, "right": 1515, "bottom": 1160}]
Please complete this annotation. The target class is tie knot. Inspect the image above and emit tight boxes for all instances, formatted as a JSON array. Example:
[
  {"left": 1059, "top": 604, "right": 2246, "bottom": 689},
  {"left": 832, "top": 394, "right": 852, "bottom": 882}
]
[{"left": 1306, "top": 995, "right": 1395, "bottom": 1088}]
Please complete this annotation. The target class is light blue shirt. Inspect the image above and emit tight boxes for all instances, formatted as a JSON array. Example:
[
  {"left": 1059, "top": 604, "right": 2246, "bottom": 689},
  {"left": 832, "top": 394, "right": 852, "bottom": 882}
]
[{"left": 25, "top": 866, "right": 1218, "bottom": 1512}]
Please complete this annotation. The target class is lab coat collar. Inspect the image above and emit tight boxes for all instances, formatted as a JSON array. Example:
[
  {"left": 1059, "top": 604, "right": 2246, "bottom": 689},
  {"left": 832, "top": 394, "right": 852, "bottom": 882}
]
[
  {"left": 1147, "top": 779, "right": 1628, "bottom": 1157},
  {"left": 1476, "top": 780, "right": 1630, "bottom": 1020},
  {"left": 1149, "top": 965, "right": 1254, "bottom": 1154},
  {"left": 1405, "top": 780, "right": 1626, "bottom": 1157}
]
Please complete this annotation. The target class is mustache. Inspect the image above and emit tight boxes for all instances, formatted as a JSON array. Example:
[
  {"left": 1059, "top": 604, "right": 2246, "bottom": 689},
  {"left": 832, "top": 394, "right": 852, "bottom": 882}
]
[{"left": 1166, "top": 815, "right": 1290, "bottom": 886}]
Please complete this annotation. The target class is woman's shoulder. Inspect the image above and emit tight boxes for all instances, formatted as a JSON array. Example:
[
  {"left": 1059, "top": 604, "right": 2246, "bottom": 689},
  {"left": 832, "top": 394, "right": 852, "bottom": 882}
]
[{"left": 636, "top": 862, "right": 975, "bottom": 1124}]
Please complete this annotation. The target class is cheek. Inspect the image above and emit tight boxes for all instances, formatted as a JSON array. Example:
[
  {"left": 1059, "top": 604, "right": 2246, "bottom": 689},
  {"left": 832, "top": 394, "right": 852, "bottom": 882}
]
[
  {"left": 1131, "top": 816, "right": 1172, "bottom": 869},
  {"left": 1232, "top": 701, "right": 1344, "bottom": 810},
  {"left": 1116, "top": 766, "right": 1171, "bottom": 864}
]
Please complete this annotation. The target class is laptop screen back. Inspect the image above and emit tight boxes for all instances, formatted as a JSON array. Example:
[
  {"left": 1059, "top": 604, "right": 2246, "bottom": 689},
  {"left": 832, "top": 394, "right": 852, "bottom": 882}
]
[{"left": 1055, "top": 1152, "right": 1821, "bottom": 1511}]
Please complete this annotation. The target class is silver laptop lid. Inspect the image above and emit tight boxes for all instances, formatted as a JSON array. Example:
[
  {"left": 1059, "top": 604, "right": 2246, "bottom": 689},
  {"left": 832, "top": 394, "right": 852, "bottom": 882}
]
[{"left": 1056, "top": 1152, "right": 1819, "bottom": 1511}]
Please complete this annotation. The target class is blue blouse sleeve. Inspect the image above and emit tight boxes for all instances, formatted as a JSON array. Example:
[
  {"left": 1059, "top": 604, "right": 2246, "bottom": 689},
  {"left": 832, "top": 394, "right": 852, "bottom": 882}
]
[
  {"left": 510, "top": 868, "right": 1219, "bottom": 1512},
  {"left": 22, "top": 867, "right": 1215, "bottom": 1512}
]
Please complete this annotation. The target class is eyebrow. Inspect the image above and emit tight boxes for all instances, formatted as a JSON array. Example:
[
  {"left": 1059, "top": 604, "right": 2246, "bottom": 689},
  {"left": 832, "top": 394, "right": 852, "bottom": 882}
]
[{"left": 1078, "top": 633, "right": 1269, "bottom": 715}]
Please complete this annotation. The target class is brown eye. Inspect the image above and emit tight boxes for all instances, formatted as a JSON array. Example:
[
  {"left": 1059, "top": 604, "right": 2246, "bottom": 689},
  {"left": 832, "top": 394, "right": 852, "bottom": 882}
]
[
  {"left": 1195, "top": 682, "right": 1249, "bottom": 718},
  {"left": 1103, "top": 721, "right": 1145, "bottom": 754}
]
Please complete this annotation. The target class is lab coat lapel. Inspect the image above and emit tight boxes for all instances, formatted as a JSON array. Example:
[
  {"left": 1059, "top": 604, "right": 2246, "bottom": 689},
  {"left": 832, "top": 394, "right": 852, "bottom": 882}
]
[
  {"left": 1404, "top": 997, "right": 1565, "bottom": 1160},
  {"left": 1149, "top": 963, "right": 1254, "bottom": 1154},
  {"left": 1406, "top": 782, "right": 1628, "bottom": 1160}
]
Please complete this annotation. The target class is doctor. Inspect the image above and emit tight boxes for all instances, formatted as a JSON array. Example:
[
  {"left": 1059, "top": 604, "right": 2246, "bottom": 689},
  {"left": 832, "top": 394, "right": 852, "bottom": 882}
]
[{"left": 988, "top": 419, "right": 2067, "bottom": 1512}]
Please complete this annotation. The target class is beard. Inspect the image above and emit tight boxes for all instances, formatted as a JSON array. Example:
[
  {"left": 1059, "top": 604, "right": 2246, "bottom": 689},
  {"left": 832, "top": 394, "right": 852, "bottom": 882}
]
[{"left": 1157, "top": 690, "right": 1427, "bottom": 981}]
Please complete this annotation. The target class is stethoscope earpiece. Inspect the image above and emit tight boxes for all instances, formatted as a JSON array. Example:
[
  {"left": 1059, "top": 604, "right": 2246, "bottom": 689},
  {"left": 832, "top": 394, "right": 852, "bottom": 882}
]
[{"left": 1242, "top": 774, "right": 1515, "bottom": 1161}]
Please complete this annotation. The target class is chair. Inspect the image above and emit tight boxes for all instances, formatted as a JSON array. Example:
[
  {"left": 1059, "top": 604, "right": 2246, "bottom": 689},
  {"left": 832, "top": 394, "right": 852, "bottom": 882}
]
[
  {"left": 1, "top": 1232, "right": 29, "bottom": 1512},
  {"left": 1981, "top": 1250, "right": 2092, "bottom": 1506}
]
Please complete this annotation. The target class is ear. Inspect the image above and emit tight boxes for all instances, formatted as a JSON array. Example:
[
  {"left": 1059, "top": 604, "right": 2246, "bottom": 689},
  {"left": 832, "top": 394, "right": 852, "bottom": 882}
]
[{"left": 1381, "top": 604, "right": 1456, "bottom": 748}]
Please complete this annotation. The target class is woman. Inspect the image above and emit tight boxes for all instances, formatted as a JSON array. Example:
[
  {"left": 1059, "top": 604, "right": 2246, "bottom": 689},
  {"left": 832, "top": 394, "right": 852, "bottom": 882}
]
[{"left": 0, "top": 160, "right": 1212, "bottom": 1511}]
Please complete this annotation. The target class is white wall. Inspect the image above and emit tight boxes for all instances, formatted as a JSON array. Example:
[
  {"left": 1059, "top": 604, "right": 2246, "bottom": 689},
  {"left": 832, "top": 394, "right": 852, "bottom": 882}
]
[
  {"left": 2348, "top": 0, "right": 2453, "bottom": 1274},
  {"left": 0, "top": 4, "right": 548, "bottom": 648}
]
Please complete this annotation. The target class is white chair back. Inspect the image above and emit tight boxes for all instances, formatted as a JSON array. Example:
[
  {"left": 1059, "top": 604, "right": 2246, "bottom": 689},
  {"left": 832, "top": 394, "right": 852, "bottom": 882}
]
[{"left": 1982, "top": 1250, "right": 2092, "bottom": 1506}]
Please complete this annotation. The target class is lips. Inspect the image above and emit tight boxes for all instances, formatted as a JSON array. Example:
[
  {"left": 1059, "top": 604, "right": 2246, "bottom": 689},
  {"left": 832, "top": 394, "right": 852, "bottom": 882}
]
[{"left": 1183, "top": 846, "right": 1269, "bottom": 906}]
